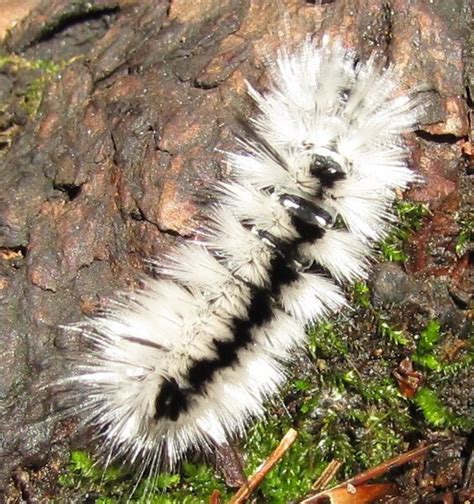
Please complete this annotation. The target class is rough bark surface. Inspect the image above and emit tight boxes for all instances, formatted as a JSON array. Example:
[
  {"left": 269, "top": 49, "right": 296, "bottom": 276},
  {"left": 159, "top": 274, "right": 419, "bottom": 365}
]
[{"left": 0, "top": 0, "right": 471, "bottom": 501}]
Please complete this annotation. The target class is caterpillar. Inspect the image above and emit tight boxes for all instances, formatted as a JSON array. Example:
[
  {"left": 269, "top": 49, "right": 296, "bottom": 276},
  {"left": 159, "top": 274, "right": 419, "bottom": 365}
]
[{"left": 59, "top": 37, "right": 422, "bottom": 474}]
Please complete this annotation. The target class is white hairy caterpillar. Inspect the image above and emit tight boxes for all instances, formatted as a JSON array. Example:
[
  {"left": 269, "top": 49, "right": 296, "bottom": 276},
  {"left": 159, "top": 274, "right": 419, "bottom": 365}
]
[{"left": 60, "top": 37, "right": 422, "bottom": 473}]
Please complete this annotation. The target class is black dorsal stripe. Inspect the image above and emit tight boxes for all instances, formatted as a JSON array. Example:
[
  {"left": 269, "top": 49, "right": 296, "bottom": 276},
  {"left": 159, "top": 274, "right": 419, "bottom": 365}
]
[
  {"left": 153, "top": 207, "right": 327, "bottom": 421},
  {"left": 248, "top": 286, "right": 273, "bottom": 325},
  {"left": 154, "top": 378, "right": 189, "bottom": 421}
]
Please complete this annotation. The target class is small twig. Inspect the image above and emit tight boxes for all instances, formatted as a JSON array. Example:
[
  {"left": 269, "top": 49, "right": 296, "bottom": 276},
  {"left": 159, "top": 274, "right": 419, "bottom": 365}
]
[
  {"left": 345, "top": 444, "right": 431, "bottom": 487},
  {"left": 312, "top": 459, "right": 342, "bottom": 491},
  {"left": 228, "top": 428, "right": 298, "bottom": 504},
  {"left": 210, "top": 489, "right": 221, "bottom": 504}
]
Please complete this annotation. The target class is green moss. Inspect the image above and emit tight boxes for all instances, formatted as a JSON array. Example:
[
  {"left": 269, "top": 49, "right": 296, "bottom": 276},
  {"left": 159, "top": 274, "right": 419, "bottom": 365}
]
[
  {"left": 307, "top": 321, "right": 349, "bottom": 359},
  {"left": 0, "top": 54, "right": 74, "bottom": 117},
  {"left": 352, "top": 281, "right": 371, "bottom": 309},
  {"left": 410, "top": 321, "right": 473, "bottom": 430},
  {"left": 244, "top": 419, "right": 317, "bottom": 503},
  {"left": 58, "top": 451, "right": 128, "bottom": 496},
  {"left": 304, "top": 321, "right": 413, "bottom": 475},
  {"left": 412, "top": 320, "right": 442, "bottom": 371},
  {"left": 22, "top": 75, "right": 53, "bottom": 117},
  {"left": 352, "top": 281, "right": 411, "bottom": 347},
  {"left": 414, "top": 388, "right": 473, "bottom": 430},
  {"left": 455, "top": 212, "right": 473, "bottom": 257},
  {"left": 380, "top": 201, "right": 429, "bottom": 262},
  {"left": 378, "top": 319, "right": 410, "bottom": 346},
  {"left": 58, "top": 451, "right": 231, "bottom": 503}
]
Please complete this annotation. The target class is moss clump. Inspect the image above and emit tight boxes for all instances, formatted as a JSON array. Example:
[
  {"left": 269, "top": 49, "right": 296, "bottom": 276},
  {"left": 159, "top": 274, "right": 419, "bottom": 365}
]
[
  {"left": 414, "top": 388, "right": 472, "bottom": 430},
  {"left": 58, "top": 451, "right": 231, "bottom": 503},
  {"left": 411, "top": 321, "right": 473, "bottom": 430},
  {"left": 380, "top": 201, "right": 429, "bottom": 262},
  {"left": 455, "top": 212, "right": 473, "bottom": 257},
  {"left": 0, "top": 54, "right": 74, "bottom": 117}
]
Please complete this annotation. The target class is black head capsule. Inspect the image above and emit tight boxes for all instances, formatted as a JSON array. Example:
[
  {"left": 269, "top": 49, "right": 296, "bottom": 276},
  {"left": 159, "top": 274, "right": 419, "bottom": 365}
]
[
  {"left": 310, "top": 154, "right": 346, "bottom": 189},
  {"left": 279, "top": 193, "right": 334, "bottom": 228}
]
